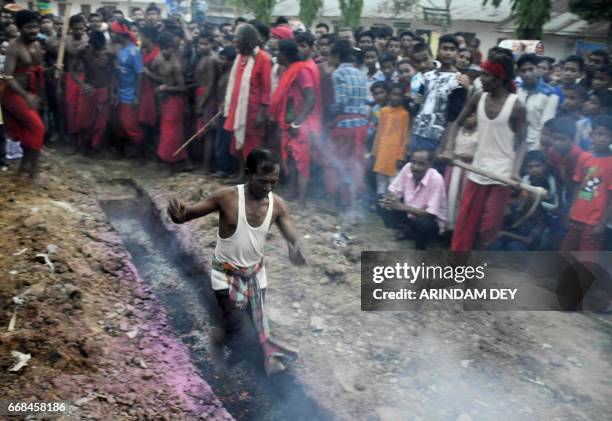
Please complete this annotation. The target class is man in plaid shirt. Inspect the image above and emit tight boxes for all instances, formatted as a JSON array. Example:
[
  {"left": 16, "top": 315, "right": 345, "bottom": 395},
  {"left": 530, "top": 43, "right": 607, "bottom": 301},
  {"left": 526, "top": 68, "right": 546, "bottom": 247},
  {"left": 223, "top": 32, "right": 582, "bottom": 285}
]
[{"left": 325, "top": 39, "right": 369, "bottom": 220}]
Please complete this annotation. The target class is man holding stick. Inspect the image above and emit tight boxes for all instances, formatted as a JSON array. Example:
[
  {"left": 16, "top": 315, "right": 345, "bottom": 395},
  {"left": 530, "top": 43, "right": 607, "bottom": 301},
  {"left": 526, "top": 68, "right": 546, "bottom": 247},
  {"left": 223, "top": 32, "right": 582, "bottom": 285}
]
[
  {"left": 440, "top": 52, "right": 527, "bottom": 251},
  {"left": 1, "top": 10, "right": 45, "bottom": 183},
  {"left": 167, "top": 148, "right": 305, "bottom": 377}
]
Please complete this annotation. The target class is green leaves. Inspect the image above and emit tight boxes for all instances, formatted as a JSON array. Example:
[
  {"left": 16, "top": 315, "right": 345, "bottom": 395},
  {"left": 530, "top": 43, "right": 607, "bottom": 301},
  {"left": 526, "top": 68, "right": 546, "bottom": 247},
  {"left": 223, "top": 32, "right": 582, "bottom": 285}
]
[
  {"left": 228, "top": 0, "right": 277, "bottom": 23},
  {"left": 339, "top": 0, "right": 364, "bottom": 29},
  {"left": 483, "top": 0, "right": 551, "bottom": 39},
  {"left": 299, "top": 0, "right": 323, "bottom": 28}
]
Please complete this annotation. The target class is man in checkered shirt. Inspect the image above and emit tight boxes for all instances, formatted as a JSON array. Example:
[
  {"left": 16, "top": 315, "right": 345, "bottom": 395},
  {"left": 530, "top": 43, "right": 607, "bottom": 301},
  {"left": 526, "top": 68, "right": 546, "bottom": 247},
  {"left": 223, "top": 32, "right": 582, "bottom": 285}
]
[{"left": 324, "top": 39, "right": 369, "bottom": 220}]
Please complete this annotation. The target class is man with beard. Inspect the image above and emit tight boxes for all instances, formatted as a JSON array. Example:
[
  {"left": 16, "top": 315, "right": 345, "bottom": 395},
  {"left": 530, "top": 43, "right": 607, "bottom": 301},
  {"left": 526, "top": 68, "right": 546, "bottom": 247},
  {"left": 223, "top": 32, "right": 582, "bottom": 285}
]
[
  {"left": 1, "top": 10, "right": 45, "bottom": 183},
  {"left": 223, "top": 23, "right": 272, "bottom": 183}
]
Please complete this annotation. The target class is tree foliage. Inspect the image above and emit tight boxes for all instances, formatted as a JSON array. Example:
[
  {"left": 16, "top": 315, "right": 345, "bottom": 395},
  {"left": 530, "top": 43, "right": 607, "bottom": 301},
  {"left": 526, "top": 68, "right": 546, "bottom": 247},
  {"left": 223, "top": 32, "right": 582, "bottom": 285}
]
[
  {"left": 299, "top": 0, "right": 323, "bottom": 28},
  {"left": 483, "top": 0, "right": 551, "bottom": 39},
  {"left": 228, "top": 0, "right": 277, "bottom": 24},
  {"left": 377, "top": 0, "right": 418, "bottom": 18},
  {"left": 569, "top": 0, "right": 612, "bottom": 46},
  {"left": 338, "top": 0, "right": 364, "bottom": 29},
  {"left": 569, "top": 0, "right": 612, "bottom": 24}
]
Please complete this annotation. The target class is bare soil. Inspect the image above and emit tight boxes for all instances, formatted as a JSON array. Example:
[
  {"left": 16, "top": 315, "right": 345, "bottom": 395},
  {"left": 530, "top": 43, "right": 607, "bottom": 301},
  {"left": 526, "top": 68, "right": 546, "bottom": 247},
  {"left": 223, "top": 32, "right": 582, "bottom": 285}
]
[{"left": 1, "top": 148, "right": 611, "bottom": 420}]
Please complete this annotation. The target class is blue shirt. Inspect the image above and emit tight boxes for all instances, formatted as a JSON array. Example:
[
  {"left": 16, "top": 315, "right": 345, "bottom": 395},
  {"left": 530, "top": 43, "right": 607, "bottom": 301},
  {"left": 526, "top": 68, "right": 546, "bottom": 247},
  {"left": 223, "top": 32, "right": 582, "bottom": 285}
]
[
  {"left": 331, "top": 63, "right": 368, "bottom": 128},
  {"left": 116, "top": 43, "right": 144, "bottom": 104}
]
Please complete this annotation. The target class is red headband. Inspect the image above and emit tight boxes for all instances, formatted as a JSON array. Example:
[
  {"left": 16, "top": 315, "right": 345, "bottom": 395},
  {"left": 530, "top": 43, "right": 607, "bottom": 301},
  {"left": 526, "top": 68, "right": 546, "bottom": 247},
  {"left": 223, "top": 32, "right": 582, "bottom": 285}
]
[
  {"left": 111, "top": 20, "right": 138, "bottom": 45},
  {"left": 271, "top": 25, "right": 293, "bottom": 40},
  {"left": 481, "top": 60, "right": 516, "bottom": 93}
]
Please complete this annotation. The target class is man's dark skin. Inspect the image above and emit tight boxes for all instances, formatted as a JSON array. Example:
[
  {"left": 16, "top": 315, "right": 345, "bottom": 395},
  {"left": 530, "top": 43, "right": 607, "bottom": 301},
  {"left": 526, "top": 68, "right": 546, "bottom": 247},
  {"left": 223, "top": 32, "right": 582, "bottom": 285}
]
[
  {"left": 73, "top": 34, "right": 115, "bottom": 154},
  {"left": 276, "top": 48, "right": 316, "bottom": 203},
  {"left": 379, "top": 150, "right": 436, "bottom": 217},
  {"left": 440, "top": 66, "right": 528, "bottom": 182},
  {"left": 194, "top": 36, "right": 218, "bottom": 174},
  {"left": 167, "top": 164, "right": 307, "bottom": 265},
  {"left": 150, "top": 41, "right": 186, "bottom": 99},
  {"left": 4, "top": 19, "right": 45, "bottom": 181},
  {"left": 168, "top": 160, "right": 306, "bottom": 380}
]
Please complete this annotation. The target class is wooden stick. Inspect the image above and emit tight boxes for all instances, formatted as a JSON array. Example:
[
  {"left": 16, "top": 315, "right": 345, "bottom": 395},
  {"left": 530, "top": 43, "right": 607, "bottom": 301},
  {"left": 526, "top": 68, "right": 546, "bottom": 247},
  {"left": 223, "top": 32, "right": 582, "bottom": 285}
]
[
  {"left": 451, "top": 159, "right": 547, "bottom": 227},
  {"left": 172, "top": 111, "right": 222, "bottom": 157},
  {"left": 451, "top": 159, "right": 547, "bottom": 197},
  {"left": 55, "top": 1, "right": 73, "bottom": 79}
]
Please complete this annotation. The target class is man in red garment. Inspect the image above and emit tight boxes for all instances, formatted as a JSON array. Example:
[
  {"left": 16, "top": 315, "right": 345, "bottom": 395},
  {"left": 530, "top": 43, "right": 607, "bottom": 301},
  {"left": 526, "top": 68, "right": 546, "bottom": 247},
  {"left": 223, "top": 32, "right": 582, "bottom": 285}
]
[
  {"left": 111, "top": 19, "right": 144, "bottom": 155},
  {"left": 223, "top": 23, "right": 272, "bottom": 183},
  {"left": 139, "top": 26, "right": 160, "bottom": 139},
  {"left": 65, "top": 14, "right": 88, "bottom": 151},
  {"left": 441, "top": 52, "right": 527, "bottom": 251},
  {"left": 325, "top": 40, "right": 369, "bottom": 220},
  {"left": 1, "top": 10, "right": 45, "bottom": 183},
  {"left": 74, "top": 31, "right": 114, "bottom": 155},
  {"left": 150, "top": 32, "right": 190, "bottom": 170},
  {"left": 193, "top": 30, "right": 218, "bottom": 174},
  {"left": 269, "top": 39, "right": 318, "bottom": 203}
]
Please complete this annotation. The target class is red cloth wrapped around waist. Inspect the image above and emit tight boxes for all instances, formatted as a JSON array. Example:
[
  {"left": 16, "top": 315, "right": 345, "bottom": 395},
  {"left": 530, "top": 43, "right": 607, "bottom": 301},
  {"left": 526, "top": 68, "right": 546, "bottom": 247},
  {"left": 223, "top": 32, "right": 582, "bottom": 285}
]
[{"left": 15, "top": 65, "right": 44, "bottom": 93}]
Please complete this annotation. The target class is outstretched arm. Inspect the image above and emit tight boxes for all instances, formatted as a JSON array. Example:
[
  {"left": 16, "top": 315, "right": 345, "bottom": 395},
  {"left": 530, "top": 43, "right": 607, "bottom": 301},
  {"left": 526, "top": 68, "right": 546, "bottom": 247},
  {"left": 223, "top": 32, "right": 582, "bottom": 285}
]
[
  {"left": 167, "top": 189, "right": 226, "bottom": 224},
  {"left": 274, "top": 196, "right": 308, "bottom": 266}
]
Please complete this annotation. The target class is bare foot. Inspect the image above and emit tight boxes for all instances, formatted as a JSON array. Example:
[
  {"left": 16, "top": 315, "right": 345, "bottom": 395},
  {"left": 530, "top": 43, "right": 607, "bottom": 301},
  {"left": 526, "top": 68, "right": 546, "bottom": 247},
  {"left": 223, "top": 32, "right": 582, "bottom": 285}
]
[{"left": 29, "top": 173, "right": 48, "bottom": 189}]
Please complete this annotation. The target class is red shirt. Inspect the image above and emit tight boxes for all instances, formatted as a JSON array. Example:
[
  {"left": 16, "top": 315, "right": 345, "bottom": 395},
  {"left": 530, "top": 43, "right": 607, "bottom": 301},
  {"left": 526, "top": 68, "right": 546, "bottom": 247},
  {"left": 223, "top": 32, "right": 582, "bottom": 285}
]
[
  {"left": 224, "top": 50, "right": 272, "bottom": 137},
  {"left": 569, "top": 152, "right": 612, "bottom": 226},
  {"left": 546, "top": 144, "right": 583, "bottom": 184}
]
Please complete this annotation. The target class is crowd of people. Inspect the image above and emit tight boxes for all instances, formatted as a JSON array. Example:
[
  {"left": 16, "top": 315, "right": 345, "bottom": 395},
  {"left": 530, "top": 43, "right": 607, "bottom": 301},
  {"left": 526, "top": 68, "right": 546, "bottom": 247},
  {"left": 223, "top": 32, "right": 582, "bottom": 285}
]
[{"left": 1, "top": 3, "right": 611, "bottom": 253}]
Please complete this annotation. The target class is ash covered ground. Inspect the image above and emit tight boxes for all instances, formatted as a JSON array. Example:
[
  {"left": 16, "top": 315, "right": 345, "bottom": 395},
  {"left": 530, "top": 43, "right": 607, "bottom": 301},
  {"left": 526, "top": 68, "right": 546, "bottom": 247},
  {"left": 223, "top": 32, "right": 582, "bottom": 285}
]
[{"left": 1, "top": 148, "right": 611, "bottom": 421}]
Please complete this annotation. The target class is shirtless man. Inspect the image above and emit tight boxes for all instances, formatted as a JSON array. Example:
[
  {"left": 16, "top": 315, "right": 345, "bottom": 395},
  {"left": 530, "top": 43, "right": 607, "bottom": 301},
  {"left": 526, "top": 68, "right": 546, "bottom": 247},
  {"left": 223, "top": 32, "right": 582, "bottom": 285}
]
[
  {"left": 74, "top": 31, "right": 115, "bottom": 155},
  {"left": 1, "top": 10, "right": 45, "bottom": 183},
  {"left": 194, "top": 30, "right": 218, "bottom": 174},
  {"left": 149, "top": 32, "right": 190, "bottom": 168},
  {"left": 440, "top": 51, "right": 527, "bottom": 251},
  {"left": 65, "top": 14, "right": 88, "bottom": 150},
  {"left": 167, "top": 148, "right": 305, "bottom": 377}
]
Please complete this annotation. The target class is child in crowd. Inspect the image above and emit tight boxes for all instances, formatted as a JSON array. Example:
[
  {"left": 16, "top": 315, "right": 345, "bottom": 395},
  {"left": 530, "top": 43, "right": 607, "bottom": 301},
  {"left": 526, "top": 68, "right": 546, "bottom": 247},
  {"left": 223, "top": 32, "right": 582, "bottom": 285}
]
[
  {"left": 561, "top": 115, "right": 612, "bottom": 251},
  {"left": 592, "top": 65, "right": 611, "bottom": 94},
  {"left": 490, "top": 177, "right": 550, "bottom": 251},
  {"left": 523, "top": 150, "right": 559, "bottom": 215},
  {"left": 367, "top": 81, "right": 389, "bottom": 148},
  {"left": 576, "top": 90, "right": 612, "bottom": 150},
  {"left": 522, "top": 150, "right": 559, "bottom": 249},
  {"left": 371, "top": 84, "right": 410, "bottom": 196},
  {"left": 445, "top": 111, "right": 478, "bottom": 231},
  {"left": 362, "top": 46, "right": 384, "bottom": 104},
  {"left": 546, "top": 116, "right": 582, "bottom": 207},
  {"left": 386, "top": 37, "right": 401, "bottom": 57},
  {"left": 380, "top": 53, "right": 398, "bottom": 83},
  {"left": 559, "top": 84, "right": 587, "bottom": 119},
  {"left": 560, "top": 55, "right": 584, "bottom": 99},
  {"left": 366, "top": 81, "right": 389, "bottom": 208},
  {"left": 397, "top": 59, "right": 415, "bottom": 108}
]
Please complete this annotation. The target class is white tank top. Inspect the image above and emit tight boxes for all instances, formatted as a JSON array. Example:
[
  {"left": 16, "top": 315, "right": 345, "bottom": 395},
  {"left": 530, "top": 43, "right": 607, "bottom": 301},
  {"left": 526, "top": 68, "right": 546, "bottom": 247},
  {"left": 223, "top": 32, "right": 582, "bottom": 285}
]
[
  {"left": 211, "top": 184, "right": 274, "bottom": 290},
  {"left": 468, "top": 92, "right": 518, "bottom": 185}
]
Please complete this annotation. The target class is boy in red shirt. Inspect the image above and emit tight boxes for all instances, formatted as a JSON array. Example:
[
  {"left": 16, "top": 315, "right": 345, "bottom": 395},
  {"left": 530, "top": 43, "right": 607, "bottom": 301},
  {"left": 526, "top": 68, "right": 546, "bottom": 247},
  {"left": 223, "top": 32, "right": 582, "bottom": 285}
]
[
  {"left": 545, "top": 117, "right": 583, "bottom": 209},
  {"left": 561, "top": 115, "right": 612, "bottom": 251}
]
